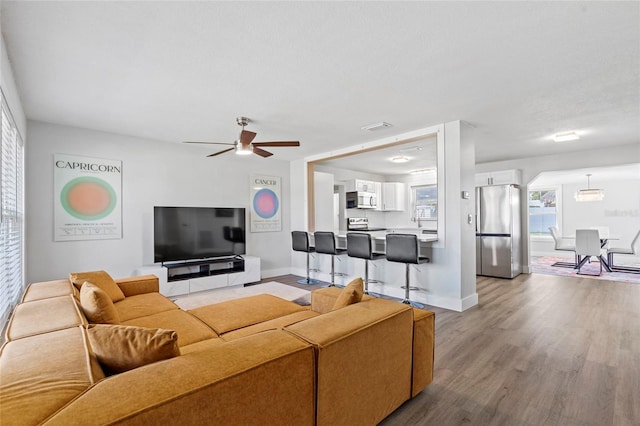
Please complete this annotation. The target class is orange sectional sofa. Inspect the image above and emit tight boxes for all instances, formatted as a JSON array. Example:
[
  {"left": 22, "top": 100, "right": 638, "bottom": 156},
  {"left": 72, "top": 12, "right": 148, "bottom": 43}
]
[{"left": 0, "top": 274, "right": 434, "bottom": 425}]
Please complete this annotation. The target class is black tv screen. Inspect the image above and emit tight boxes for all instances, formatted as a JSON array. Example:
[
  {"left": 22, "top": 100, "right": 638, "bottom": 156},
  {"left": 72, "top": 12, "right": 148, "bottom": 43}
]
[{"left": 154, "top": 207, "right": 246, "bottom": 263}]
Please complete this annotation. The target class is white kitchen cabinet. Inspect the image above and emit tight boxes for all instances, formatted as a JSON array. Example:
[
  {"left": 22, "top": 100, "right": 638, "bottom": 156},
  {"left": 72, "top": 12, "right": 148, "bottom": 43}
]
[
  {"left": 374, "top": 182, "right": 383, "bottom": 211},
  {"left": 475, "top": 169, "right": 521, "bottom": 187},
  {"left": 381, "top": 182, "right": 406, "bottom": 211},
  {"left": 346, "top": 179, "right": 377, "bottom": 193}
]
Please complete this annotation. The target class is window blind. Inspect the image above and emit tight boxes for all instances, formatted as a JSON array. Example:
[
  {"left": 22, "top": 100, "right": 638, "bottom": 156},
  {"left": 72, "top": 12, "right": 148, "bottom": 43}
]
[{"left": 1, "top": 95, "right": 24, "bottom": 327}]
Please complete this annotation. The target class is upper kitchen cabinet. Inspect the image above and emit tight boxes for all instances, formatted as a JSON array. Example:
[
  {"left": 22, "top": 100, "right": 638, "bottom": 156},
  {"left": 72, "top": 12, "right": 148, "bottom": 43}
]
[
  {"left": 475, "top": 169, "right": 521, "bottom": 187},
  {"left": 381, "top": 182, "right": 406, "bottom": 211},
  {"left": 345, "top": 179, "right": 377, "bottom": 193}
]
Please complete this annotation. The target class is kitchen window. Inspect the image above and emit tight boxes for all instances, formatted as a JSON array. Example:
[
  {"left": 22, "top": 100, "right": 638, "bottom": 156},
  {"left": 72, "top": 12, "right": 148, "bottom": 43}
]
[
  {"left": 528, "top": 188, "right": 559, "bottom": 237},
  {"left": 1, "top": 93, "right": 25, "bottom": 328},
  {"left": 412, "top": 185, "right": 437, "bottom": 221}
]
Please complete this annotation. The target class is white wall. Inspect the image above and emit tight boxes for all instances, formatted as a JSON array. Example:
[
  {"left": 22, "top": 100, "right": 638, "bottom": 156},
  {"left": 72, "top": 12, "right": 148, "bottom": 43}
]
[
  {"left": 313, "top": 171, "right": 335, "bottom": 232},
  {"left": 1, "top": 35, "right": 26, "bottom": 137},
  {"left": 25, "top": 121, "right": 292, "bottom": 282},
  {"left": 531, "top": 178, "right": 640, "bottom": 261},
  {"left": 476, "top": 144, "right": 640, "bottom": 270}
]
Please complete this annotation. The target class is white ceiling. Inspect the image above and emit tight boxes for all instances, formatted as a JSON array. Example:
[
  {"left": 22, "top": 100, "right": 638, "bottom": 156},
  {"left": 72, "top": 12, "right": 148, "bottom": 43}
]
[
  {"left": 530, "top": 163, "right": 640, "bottom": 187},
  {"left": 317, "top": 137, "right": 437, "bottom": 176},
  {"left": 2, "top": 1, "right": 639, "bottom": 164}
]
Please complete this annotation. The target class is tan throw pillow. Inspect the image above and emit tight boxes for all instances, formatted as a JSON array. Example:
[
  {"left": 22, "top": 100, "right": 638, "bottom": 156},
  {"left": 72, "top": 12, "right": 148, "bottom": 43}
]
[
  {"left": 80, "top": 282, "right": 121, "bottom": 324},
  {"left": 69, "top": 270, "right": 125, "bottom": 302},
  {"left": 332, "top": 277, "right": 364, "bottom": 310},
  {"left": 87, "top": 324, "right": 180, "bottom": 375}
]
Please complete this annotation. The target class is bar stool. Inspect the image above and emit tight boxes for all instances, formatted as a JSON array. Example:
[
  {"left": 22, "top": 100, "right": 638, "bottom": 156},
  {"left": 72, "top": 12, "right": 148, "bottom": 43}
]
[
  {"left": 314, "top": 231, "right": 348, "bottom": 287},
  {"left": 346, "top": 232, "right": 385, "bottom": 295},
  {"left": 291, "top": 231, "right": 319, "bottom": 285},
  {"left": 385, "top": 233, "right": 430, "bottom": 308}
]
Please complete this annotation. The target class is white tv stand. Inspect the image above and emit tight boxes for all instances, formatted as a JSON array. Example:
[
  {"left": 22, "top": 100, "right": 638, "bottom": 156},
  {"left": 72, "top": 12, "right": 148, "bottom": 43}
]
[{"left": 135, "top": 255, "right": 261, "bottom": 297}]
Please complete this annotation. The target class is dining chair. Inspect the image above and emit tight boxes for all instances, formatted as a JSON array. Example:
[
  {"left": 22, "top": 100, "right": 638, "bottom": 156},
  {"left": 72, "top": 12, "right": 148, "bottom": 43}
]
[
  {"left": 549, "top": 226, "right": 577, "bottom": 267},
  {"left": 607, "top": 229, "right": 640, "bottom": 273},
  {"left": 575, "top": 229, "right": 602, "bottom": 276}
]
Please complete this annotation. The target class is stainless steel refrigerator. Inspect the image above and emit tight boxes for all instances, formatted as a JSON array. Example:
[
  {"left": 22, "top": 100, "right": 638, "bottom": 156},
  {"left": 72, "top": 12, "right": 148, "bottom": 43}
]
[{"left": 476, "top": 185, "right": 522, "bottom": 278}]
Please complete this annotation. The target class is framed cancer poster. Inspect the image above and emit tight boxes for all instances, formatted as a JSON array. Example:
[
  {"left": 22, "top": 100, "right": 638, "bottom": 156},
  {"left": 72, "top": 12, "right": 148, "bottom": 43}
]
[
  {"left": 54, "top": 154, "right": 123, "bottom": 241},
  {"left": 250, "top": 175, "right": 281, "bottom": 232}
]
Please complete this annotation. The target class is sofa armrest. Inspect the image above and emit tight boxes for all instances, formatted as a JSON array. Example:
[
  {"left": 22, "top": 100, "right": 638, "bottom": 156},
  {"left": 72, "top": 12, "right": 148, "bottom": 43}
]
[
  {"left": 411, "top": 308, "right": 435, "bottom": 397},
  {"left": 115, "top": 275, "right": 159, "bottom": 297}
]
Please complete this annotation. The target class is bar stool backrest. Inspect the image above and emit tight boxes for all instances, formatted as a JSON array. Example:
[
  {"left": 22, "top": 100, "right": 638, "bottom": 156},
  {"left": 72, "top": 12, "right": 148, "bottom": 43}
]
[
  {"left": 314, "top": 231, "right": 337, "bottom": 255},
  {"left": 386, "top": 234, "right": 419, "bottom": 264},
  {"left": 347, "top": 232, "right": 373, "bottom": 260},
  {"left": 291, "top": 231, "right": 310, "bottom": 252}
]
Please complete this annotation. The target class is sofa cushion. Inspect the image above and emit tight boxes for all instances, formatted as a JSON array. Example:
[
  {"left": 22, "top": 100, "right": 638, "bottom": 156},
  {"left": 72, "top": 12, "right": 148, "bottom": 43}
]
[
  {"left": 0, "top": 326, "right": 104, "bottom": 426},
  {"left": 44, "top": 330, "right": 315, "bottom": 426},
  {"left": 69, "top": 270, "right": 125, "bottom": 302},
  {"left": 80, "top": 282, "right": 121, "bottom": 324},
  {"left": 179, "top": 337, "right": 225, "bottom": 355},
  {"left": 189, "top": 294, "right": 307, "bottom": 335},
  {"left": 21, "top": 279, "right": 74, "bottom": 302},
  {"left": 332, "top": 277, "right": 364, "bottom": 310},
  {"left": 122, "top": 310, "right": 218, "bottom": 347},
  {"left": 221, "top": 309, "right": 320, "bottom": 341},
  {"left": 87, "top": 324, "right": 180, "bottom": 375},
  {"left": 114, "top": 292, "right": 179, "bottom": 322},
  {"left": 5, "top": 295, "right": 85, "bottom": 341}
]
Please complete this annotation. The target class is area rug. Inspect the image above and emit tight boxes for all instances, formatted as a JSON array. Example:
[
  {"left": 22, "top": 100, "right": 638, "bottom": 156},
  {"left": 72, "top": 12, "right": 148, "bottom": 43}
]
[
  {"left": 530, "top": 256, "right": 640, "bottom": 284},
  {"left": 173, "top": 281, "right": 311, "bottom": 310}
]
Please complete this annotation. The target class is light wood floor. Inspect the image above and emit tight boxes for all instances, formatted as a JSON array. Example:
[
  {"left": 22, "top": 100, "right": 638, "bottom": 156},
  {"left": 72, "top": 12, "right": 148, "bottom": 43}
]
[{"left": 265, "top": 273, "right": 640, "bottom": 426}]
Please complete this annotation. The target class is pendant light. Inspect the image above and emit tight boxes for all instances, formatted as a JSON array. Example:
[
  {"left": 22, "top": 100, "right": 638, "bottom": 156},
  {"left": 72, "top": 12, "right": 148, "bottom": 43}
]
[{"left": 574, "top": 174, "right": 604, "bottom": 202}]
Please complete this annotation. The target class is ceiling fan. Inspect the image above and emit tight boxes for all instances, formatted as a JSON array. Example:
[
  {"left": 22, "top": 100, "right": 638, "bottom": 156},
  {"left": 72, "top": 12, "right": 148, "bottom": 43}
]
[{"left": 183, "top": 117, "right": 300, "bottom": 158}]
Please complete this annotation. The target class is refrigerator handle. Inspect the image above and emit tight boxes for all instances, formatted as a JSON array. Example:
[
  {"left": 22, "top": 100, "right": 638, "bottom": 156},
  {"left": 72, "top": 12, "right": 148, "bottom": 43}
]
[{"left": 475, "top": 188, "right": 481, "bottom": 233}]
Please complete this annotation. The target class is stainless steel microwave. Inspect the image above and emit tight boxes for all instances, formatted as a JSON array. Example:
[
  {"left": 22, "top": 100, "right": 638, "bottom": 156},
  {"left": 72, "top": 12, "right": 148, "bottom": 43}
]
[{"left": 346, "top": 191, "right": 377, "bottom": 209}]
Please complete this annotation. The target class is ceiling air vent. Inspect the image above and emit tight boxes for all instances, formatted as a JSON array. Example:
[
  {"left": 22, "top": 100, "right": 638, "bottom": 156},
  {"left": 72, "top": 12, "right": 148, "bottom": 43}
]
[{"left": 361, "top": 122, "right": 392, "bottom": 131}]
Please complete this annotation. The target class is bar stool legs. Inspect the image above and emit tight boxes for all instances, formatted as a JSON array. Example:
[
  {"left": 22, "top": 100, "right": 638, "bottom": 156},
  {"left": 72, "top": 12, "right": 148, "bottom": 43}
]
[
  {"left": 298, "top": 250, "right": 319, "bottom": 285},
  {"left": 326, "top": 255, "right": 348, "bottom": 287},
  {"left": 401, "top": 264, "right": 424, "bottom": 308}
]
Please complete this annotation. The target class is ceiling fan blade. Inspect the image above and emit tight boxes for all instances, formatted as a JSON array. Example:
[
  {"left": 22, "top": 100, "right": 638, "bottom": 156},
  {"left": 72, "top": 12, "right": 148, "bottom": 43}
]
[
  {"left": 251, "top": 141, "right": 300, "bottom": 147},
  {"left": 183, "top": 141, "right": 234, "bottom": 145},
  {"left": 252, "top": 147, "right": 273, "bottom": 158},
  {"left": 240, "top": 130, "right": 257, "bottom": 145},
  {"left": 207, "top": 147, "right": 235, "bottom": 157}
]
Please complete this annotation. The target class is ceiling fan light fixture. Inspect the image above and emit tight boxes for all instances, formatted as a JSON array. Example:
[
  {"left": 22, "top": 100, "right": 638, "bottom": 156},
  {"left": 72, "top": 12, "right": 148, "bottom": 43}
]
[
  {"left": 553, "top": 131, "right": 580, "bottom": 142},
  {"left": 235, "top": 142, "right": 253, "bottom": 156},
  {"left": 574, "top": 174, "right": 604, "bottom": 202}
]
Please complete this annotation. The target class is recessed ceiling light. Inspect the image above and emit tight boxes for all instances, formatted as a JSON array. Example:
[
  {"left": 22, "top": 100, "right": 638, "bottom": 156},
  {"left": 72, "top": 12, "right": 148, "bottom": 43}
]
[
  {"left": 390, "top": 156, "right": 409, "bottom": 163},
  {"left": 553, "top": 131, "right": 580, "bottom": 142},
  {"left": 361, "top": 122, "right": 392, "bottom": 131}
]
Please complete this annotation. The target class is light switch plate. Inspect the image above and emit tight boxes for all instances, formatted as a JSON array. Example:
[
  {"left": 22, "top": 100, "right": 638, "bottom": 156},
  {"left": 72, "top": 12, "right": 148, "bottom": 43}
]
[{"left": 461, "top": 191, "right": 470, "bottom": 199}]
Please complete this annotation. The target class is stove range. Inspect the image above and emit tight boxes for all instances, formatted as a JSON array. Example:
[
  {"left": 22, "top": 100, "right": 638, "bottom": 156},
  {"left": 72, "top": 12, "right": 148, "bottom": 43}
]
[{"left": 347, "top": 218, "right": 386, "bottom": 232}]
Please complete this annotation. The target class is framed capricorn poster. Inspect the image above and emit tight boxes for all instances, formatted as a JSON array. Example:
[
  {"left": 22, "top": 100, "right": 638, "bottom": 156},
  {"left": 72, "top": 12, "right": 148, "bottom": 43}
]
[{"left": 54, "top": 154, "right": 123, "bottom": 241}]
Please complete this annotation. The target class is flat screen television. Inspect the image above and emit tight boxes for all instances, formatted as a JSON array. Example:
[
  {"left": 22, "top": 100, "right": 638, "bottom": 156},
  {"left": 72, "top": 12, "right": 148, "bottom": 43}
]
[{"left": 154, "top": 206, "right": 246, "bottom": 263}]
